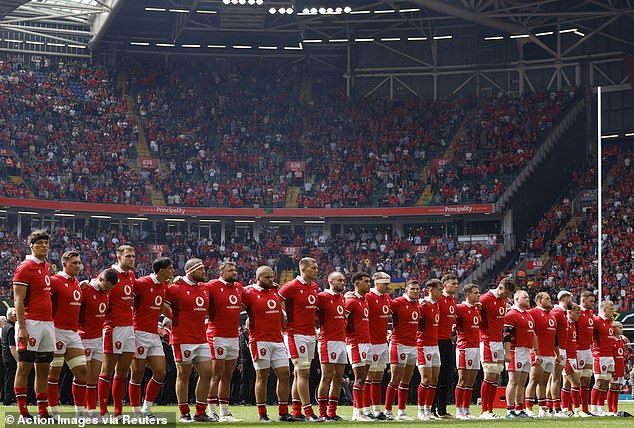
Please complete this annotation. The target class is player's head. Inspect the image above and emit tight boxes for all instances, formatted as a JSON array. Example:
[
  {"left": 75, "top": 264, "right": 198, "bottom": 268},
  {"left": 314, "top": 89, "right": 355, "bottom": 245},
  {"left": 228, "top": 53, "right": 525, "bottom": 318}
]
[
  {"left": 441, "top": 273, "right": 458, "bottom": 295},
  {"left": 327, "top": 271, "right": 346, "bottom": 293},
  {"left": 462, "top": 283, "right": 480, "bottom": 304},
  {"left": 426, "top": 278, "right": 443, "bottom": 301},
  {"left": 219, "top": 261, "right": 237, "bottom": 283},
  {"left": 99, "top": 268, "right": 119, "bottom": 292},
  {"left": 27, "top": 230, "right": 49, "bottom": 259},
  {"left": 497, "top": 277, "right": 516, "bottom": 299},
  {"left": 116, "top": 245, "right": 135, "bottom": 272},
  {"left": 184, "top": 258, "right": 206, "bottom": 283},
  {"left": 299, "top": 257, "right": 318, "bottom": 282},
  {"left": 557, "top": 290, "right": 573, "bottom": 310},
  {"left": 6, "top": 307, "right": 16, "bottom": 322},
  {"left": 255, "top": 265, "right": 275, "bottom": 289},
  {"left": 352, "top": 272, "right": 371, "bottom": 295},
  {"left": 612, "top": 321, "right": 623, "bottom": 336},
  {"left": 514, "top": 290, "right": 530, "bottom": 309},
  {"left": 535, "top": 291, "right": 552, "bottom": 310},
  {"left": 153, "top": 257, "right": 174, "bottom": 283},
  {"left": 61, "top": 250, "right": 82, "bottom": 277},
  {"left": 404, "top": 279, "right": 420, "bottom": 300},
  {"left": 599, "top": 299, "right": 614, "bottom": 319},
  {"left": 372, "top": 272, "right": 391, "bottom": 294},
  {"left": 567, "top": 303, "right": 581, "bottom": 321},
  {"left": 580, "top": 290, "right": 595, "bottom": 310}
]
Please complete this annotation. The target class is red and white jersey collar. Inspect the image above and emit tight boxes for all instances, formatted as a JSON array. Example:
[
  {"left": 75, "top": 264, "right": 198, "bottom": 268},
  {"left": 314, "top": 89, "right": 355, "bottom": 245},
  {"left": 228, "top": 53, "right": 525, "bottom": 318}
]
[{"left": 26, "top": 255, "right": 45, "bottom": 264}]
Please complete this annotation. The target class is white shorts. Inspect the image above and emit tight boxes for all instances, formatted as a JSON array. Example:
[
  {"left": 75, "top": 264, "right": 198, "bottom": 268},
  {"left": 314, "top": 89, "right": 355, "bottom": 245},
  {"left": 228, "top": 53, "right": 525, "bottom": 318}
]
[
  {"left": 172, "top": 343, "right": 211, "bottom": 364},
  {"left": 103, "top": 326, "right": 135, "bottom": 355},
  {"left": 480, "top": 341, "right": 505, "bottom": 363},
  {"left": 611, "top": 376, "right": 625, "bottom": 386},
  {"left": 208, "top": 336, "right": 239, "bottom": 360},
  {"left": 557, "top": 349, "right": 567, "bottom": 366},
  {"left": 83, "top": 337, "right": 104, "bottom": 362},
  {"left": 318, "top": 340, "right": 347, "bottom": 365},
  {"left": 368, "top": 343, "right": 389, "bottom": 366},
  {"left": 134, "top": 331, "right": 165, "bottom": 359},
  {"left": 16, "top": 319, "right": 55, "bottom": 353},
  {"left": 347, "top": 343, "right": 372, "bottom": 368},
  {"left": 530, "top": 353, "right": 555, "bottom": 373},
  {"left": 249, "top": 341, "right": 289, "bottom": 370},
  {"left": 390, "top": 342, "right": 417, "bottom": 366},
  {"left": 284, "top": 334, "right": 316, "bottom": 362},
  {"left": 507, "top": 346, "right": 530, "bottom": 373},
  {"left": 54, "top": 328, "right": 84, "bottom": 354},
  {"left": 593, "top": 356, "right": 615, "bottom": 375},
  {"left": 576, "top": 348, "right": 592, "bottom": 368},
  {"left": 418, "top": 345, "right": 441, "bottom": 367},
  {"left": 564, "top": 358, "right": 579, "bottom": 376},
  {"left": 456, "top": 348, "right": 481, "bottom": 370}
]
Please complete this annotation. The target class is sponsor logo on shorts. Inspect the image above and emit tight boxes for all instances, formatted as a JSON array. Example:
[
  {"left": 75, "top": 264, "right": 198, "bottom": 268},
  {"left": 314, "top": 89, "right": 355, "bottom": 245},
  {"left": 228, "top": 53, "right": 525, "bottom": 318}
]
[
  {"left": 184, "top": 350, "right": 191, "bottom": 358},
  {"left": 29, "top": 337, "right": 37, "bottom": 347},
  {"left": 373, "top": 354, "right": 379, "bottom": 362},
  {"left": 137, "top": 346, "right": 145, "bottom": 355},
  {"left": 85, "top": 348, "right": 91, "bottom": 357},
  {"left": 468, "top": 359, "right": 473, "bottom": 367},
  {"left": 400, "top": 353, "right": 406, "bottom": 361},
  {"left": 299, "top": 345, "right": 306, "bottom": 354},
  {"left": 56, "top": 341, "right": 64, "bottom": 350},
  {"left": 361, "top": 352, "right": 367, "bottom": 359},
  {"left": 260, "top": 348, "right": 267, "bottom": 357},
  {"left": 330, "top": 352, "right": 337, "bottom": 360},
  {"left": 217, "top": 347, "right": 224, "bottom": 356}
]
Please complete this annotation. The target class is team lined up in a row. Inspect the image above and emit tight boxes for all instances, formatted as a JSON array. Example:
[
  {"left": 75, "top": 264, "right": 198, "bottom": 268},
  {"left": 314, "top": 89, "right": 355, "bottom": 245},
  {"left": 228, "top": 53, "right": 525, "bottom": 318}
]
[{"left": 11, "top": 231, "right": 628, "bottom": 423}]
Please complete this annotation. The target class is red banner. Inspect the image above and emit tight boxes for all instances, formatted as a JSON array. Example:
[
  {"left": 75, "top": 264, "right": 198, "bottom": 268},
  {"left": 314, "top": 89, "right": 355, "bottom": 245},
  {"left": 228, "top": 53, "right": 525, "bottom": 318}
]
[
  {"left": 0, "top": 149, "right": 11, "bottom": 156},
  {"left": 0, "top": 197, "right": 493, "bottom": 218},
  {"left": 138, "top": 158, "right": 158, "bottom": 169},
  {"left": 286, "top": 161, "right": 306, "bottom": 172},
  {"left": 281, "top": 247, "right": 300, "bottom": 257},
  {"left": 430, "top": 158, "right": 451, "bottom": 174},
  {"left": 148, "top": 244, "right": 168, "bottom": 253},
  {"left": 526, "top": 259, "right": 544, "bottom": 270},
  {"left": 412, "top": 245, "right": 428, "bottom": 254}
]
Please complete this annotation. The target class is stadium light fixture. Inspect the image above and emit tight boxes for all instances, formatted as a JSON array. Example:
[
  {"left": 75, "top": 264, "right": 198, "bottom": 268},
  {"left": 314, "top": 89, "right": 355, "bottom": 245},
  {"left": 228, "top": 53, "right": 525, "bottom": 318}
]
[
  {"left": 304, "top": 220, "right": 325, "bottom": 224},
  {"left": 509, "top": 34, "right": 530, "bottom": 39},
  {"left": 248, "top": 0, "right": 255, "bottom": 4},
  {"left": 233, "top": 45, "right": 252, "bottom": 49},
  {"left": 182, "top": 44, "right": 201, "bottom": 48},
  {"left": 164, "top": 218, "right": 186, "bottom": 222},
  {"left": 0, "top": 209, "right": 7, "bottom": 213},
  {"left": 199, "top": 219, "right": 221, "bottom": 222},
  {"left": 278, "top": 7, "right": 286, "bottom": 14},
  {"left": 286, "top": 8, "right": 293, "bottom": 14},
  {"left": 127, "top": 217, "right": 148, "bottom": 221},
  {"left": 256, "top": 0, "right": 263, "bottom": 4},
  {"left": 47, "top": 42, "right": 65, "bottom": 47},
  {"left": 26, "top": 41, "right": 44, "bottom": 45},
  {"left": 380, "top": 37, "right": 401, "bottom": 41},
  {"left": 355, "top": 38, "right": 374, "bottom": 42},
  {"left": 223, "top": 0, "right": 230, "bottom": 4},
  {"left": 535, "top": 31, "right": 554, "bottom": 36},
  {"left": 145, "top": 7, "right": 166, "bottom": 12},
  {"left": 484, "top": 36, "right": 504, "bottom": 40},
  {"left": 574, "top": 30, "right": 585, "bottom": 37},
  {"left": 269, "top": 220, "right": 291, "bottom": 224},
  {"left": 303, "top": 39, "right": 323, "bottom": 43},
  {"left": 208, "top": 44, "right": 227, "bottom": 48},
  {"left": 239, "top": 0, "right": 246, "bottom": 4},
  {"left": 269, "top": 7, "right": 276, "bottom": 13},
  {"left": 625, "top": 132, "right": 634, "bottom": 137},
  {"left": 169, "top": 9, "right": 189, "bottom": 13},
  {"left": 91, "top": 215, "right": 112, "bottom": 219},
  {"left": 399, "top": 8, "right": 420, "bottom": 13},
  {"left": 349, "top": 10, "right": 371, "bottom": 14},
  {"left": 197, "top": 10, "right": 217, "bottom": 14},
  {"left": 130, "top": 42, "right": 150, "bottom": 46},
  {"left": 53, "top": 213, "right": 75, "bottom": 217},
  {"left": 434, "top": 35, "right": 453, "bottom": 40},
  {"left": 258, "top": 46, "right": 278, "bottom": 50},
  {"left": 329, "top": 38, "right": 348, "bottom": 42},
  {"left": 156, "top": 43, "right": 175, "bottom": 47},
  {"left": 68, "top": 45, "right": 86, "bottom": 49},
  {"left": 559, "top": 28, "right": 577, "bottom": 33},
  {"left": 18, "top": 211, "right": 38, "bottom": 215},
  {"left": 374, "top": 9, "right": 395, "bottom": 14},
  {"left": 5, "top": 39, "right": 23, "bottom": 43},
  {"left": 234, "top": 219, "right": 256, "bottom": 223},
  {"left": 407, "top": 37, "right": 427, "bottom": 41},
  {"left": 601, "top": 134, "right": 619, "bottom": 139},
  {"left": 344, "top": 7, "right": 352, "bottom": 13}
]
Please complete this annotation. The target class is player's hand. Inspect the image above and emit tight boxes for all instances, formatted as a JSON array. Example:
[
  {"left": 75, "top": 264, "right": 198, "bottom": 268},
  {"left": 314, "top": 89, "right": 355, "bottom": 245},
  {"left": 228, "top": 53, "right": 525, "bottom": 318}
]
[
  {"left": 79, "top": 280, "right": 90, "bottom": 290},
  {"left": 418, "top": 298, "right": 429, "bottom": 306},
  {"left": 344, "top": 291, "right": 355, "bottom": 299},
  {"left": 17, "top": 325, "right": 29, "bottom": 346}
]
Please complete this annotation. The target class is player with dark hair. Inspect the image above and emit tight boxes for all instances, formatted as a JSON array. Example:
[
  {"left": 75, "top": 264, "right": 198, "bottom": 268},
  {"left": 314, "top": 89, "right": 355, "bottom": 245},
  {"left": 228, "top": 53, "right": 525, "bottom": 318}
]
[
  {"left": 454, "top": 283, "right": 481, "bottom": 419},
  {"left": 345, "top": 272, "right": 373, "bottom": 421},
  {"left": 279, "top": 257, "right": 321, "bottom": 421},
  {"left": 433, "top": 273, "right": 457, "bottom": 419},
  {"left": 205, "top": 261, "right": 244, "bottom": 422},
  {"left": 478, "top": 277, "right": 515, "bottom": 419},
  {"left": 547, "top": 290, "right": 573, "bottom": 416},
  {"left": 561, "top": 304, "right": 590, "bottom": 417},
  {"left": 129, "top": 257, "right": 174, "bottom": 418},
  {"left": 607, "top": 321, "right": 628, "bottom": 415},
  {"left": 417, "top": 278, "right": 442, "bottom": 420},
  {"left": 98, "top": 245, "right": 136, "bottom": 418},
  {"left": 316, "top": 272, "right": 347, "bottom": 421},
  {"left": 13, "top": 231, "right": 54, "bottom": 420},
  {"left": 165, "top": 258, "right": 215, "bottom": 422},
  {"left": 576, "top": 290, "right": 595, "bottom": 413},
  {"left": 48, "top": 251, "right": 87, "bottom": 417}
]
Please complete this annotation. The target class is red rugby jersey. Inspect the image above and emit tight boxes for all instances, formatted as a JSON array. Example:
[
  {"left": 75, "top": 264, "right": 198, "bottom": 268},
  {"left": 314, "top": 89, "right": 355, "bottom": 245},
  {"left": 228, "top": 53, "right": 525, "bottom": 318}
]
[
  {"left": 278, "top": 277, "right": 318, "bottom": 336},
  {"left": 417, "top": 299, "right": 440, "bottom": 346},
  {"left": 436, "top": 292, "right": 456, "bottom": 341},
  {"left": 104, "top": 265, "right": 135, "bottom": 328},
  {"left": 242, "top": 285, "right": 284, "bottom": 343},
  {"left": 365, "top": 288, "right": 391, "bottom": 345},
  {"left": 527, "top": 307, "right": 556, "bottom": 357},
  {"left": 344, "top": 292, "right": 371, "bottom": 345},
  {"left": 503, "top": 307, "right": 536, "bottom": 349},
  {"left": 13, "top": 256, "right": 53, "bottom": 321},
  {"left": 479, "top": 289, "right": 507, "bottom": 342},
  {"left": 317, "top": 289, "right": 346, "bottom": 342},
  {"left": 133, "top": 274, "right": 168, "bottom": 334},
  {"left": 50, "top": 272, "right": 82, "bottom": 331},
  {"left": 205, "top": 278, "right": 243, "bottom": 338},
  {"left": 390, "top": 296, "right": 420, "bottom": 347},
  {"left": 455, "top": 303, "right": 481, "bottom": 349},
  {"left": 165, "top": 276, "right": 209, "bottom": 344}
]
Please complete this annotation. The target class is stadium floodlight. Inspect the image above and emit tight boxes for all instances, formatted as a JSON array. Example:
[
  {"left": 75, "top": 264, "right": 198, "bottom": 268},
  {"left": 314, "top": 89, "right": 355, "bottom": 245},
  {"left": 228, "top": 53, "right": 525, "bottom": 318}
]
[
  {"left": 269, "top": 220, "right": 290, "bottom": 224},
  {"left": 26, "top": 41, "right": 45, "bottom": 45},
  {"left": 509, "top": 34, "right": 529, "bottom": 38},
  {"left": 68, "top": 45, "right": 86, "bottom": 49},
  {"left": 47, "top": 42, "right": 65, "bottom": 47},
  {"left": 145, "top": 7, "right": 166, "bottom": 12},
  {"left": 343, "top": 6, "right": 352, "bottom": 13},
  {"left": 286, "top": 8, "right": 293, "bottom": 14},
  {"left": 355, "top": 38, "right": 374, "bottom": 42},
  {"left": 156, "top": 43, "right": 175, "bottom": 47},
  {"left": 574, "top": 30, "right": 585, "bottom": 37},
  {"left": 310, "top": 8, "right": 317, "bottom": 14},
  {"left": 380, "top": 37, "right": 400, "bottom": 41},
  {"left": 303, "top": 39, "right": 323, "bottom": 43},
  {"left": 329, "top": 38, "right": 348, "bottom": 42},
  {"left": 234, "top": 219, "right": 256, "bottom": 223},
  {"left": 233, "top": 45, "right": 252, "bottom": 49},
  {"left": 302, "top": 8, "right": 310, "bottom": 14},
  {"left": 399, "top": 8, "right": 420, "bottom": 12},
  {"left": 269, "top": 7, "right": 276, "bottom": 13},
  {"left": 169, "top": 9, "right": 189, "bottom": 13},
  {"left": 559, "top": 28, "right": 577, "bottom": 33},
  {"left": 318, "top": 7, "right": 326, "bottom": 14},
  {"left": 535, "top": 31, "right": 554, "bottom": 36},
  {"left": 238, "top": 0, "right": 246, "bottom": 5},
  {"left": 326, "top": 7, "right": 333, "bottom": 13},
  {"left": 197, "top": 10, "right": 217, "bottom": 14},
  {"left": 223, "top": 0, "right": 230, "bottom": 4},
  {"left": 304, "top": 220, "right": 325, "bottom": 224},
  {"left": 625, "top": 132, "right": 634, "bottom": 137},
  {"left": 407, "top": 37, "right": 427, "bottom": 41},
  {"left": 164, "top": 218, "right": 186, "bottom": 222},
  {"left": 91, "top": 215, "right": 112, "bottom": 219},
  {"left": 54, "top": 213, "right": 75, "bottom": 217},
  {"left": 208, "top": 44, "right": 226, "bottom": 48},
  {"left": 256, "top": 0, "right": 263, "bottom": 4},
  {"left": 199, "top": 219, "right": 221, "bottom": 222},
  {"left": 484, "top": 36, "right": 504, "bottom": 40},
  {"left": 278, "top": 7, "right": 286, "bottom": 14},
  {"left": 258, "top": 46, "right": 278, "bottom": 49},
  {"left": 374, "top": 9, "right": 395, "bottom": 13},
  {"left": 231, "top": 0, "right": 238, "bottom": 4},
  {"left": 335, "top": 7, "right": 342, "bottom": 13},
  {"left": 248, "top": 0, "right": 255, "bottom": 4},
  {"left": 18, "top": 211, "right": 38, "bottom": 215},
  {"left": 433, "top": 35, "right": 453, "bottom": 40},
  {"left": 600, "top": 134, "right": 619, "bottom": 139},
  {"left": 127, "top": 217, "right": 148, "bottom": 221},
  {"left": 130, "top": 42, "right": 150, "bottom": 46},
  {"left": 182, "top": 44, "right": 201, "bottom": 48},
  {"left": 5, "top": 39, "right": 23, "bottom": 43}
]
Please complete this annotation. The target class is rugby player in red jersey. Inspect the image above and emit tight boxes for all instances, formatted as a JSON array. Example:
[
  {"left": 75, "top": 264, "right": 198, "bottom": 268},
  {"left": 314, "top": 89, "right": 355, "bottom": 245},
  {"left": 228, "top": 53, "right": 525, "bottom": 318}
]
[
  {"left": 590, "top": 300, "right": 615, "bottom": 416},
  {"left": 98, "top": 245, "right": 136, "bottom": 418},
  {"left": 316, "top": 272, "right": 346, "bottom": 421},
  {"left": 47, "top": 251, "right": 87, "bottom": 417},
  {"left": 454, "top": 284, "right": 481, "bottom": 420},
  {"left": 79, "top": 269, "right": 118, "bottom": 417},
  {"left": 547, "top": 290, "right": 573, "bottom": 416},
  {"left": 278, "top": 257, "right": 321, "bottom": 422},
  {"left": 165, "top": 258, "right": 215, "bottom": 422},
  {"left": 561, "top": 304, "right": 590, "bottom": 417},
  {"left": 128, "top": 257, "right": 174, "bottom": 418},
  {"left": 525, "top": 292, "right": 557, "bottom": 417},
  {"left": 242, "top": 265, "right": 298, "bottom": 423},
  {"left": 417, "top": 278, "right": 442, "bottom": 420},
  {"left": 345, "top": 272, "right": 373, "bottom": 422},
  {"left": 365, "top": 272, "right": 391, "bottom": 420},
  {"left": 478, "top": 277, "right": 515, "bottom": 419},
  {"left": 607, "top": 321, "right": 628, "bottom": 415},
  {"left": 576, "top": 290, "right": 595, "bottom": 413},
  {"left": 503, "top": 290, "right": 537, "bottom": 418},
  {"left": 13, "top": 231, "right": 55, "bottom": 420},
  {"left": 433, "top": 273, "right": 457, "bottom": 419},
  {"left": 204, "top": 261, "right": 243, "bottom": 422}
]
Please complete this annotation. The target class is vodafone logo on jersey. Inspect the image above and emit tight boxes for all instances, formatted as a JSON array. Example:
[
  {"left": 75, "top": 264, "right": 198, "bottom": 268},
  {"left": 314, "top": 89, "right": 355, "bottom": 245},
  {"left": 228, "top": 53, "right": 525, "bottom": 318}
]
[
  {"left": 449, "top": 305, "right": 455, "bottom": 314},
  {"left": 411, "top": 311, "right": 419, "bottom": 321},
  {"left": 382, "top": 305, "right": 390, "bottom": 315},
  {"left": 608, "top": 328, "right": 614, "bottom": 335},
  {"left": 124, "top": 285, "right": 132, "bottom": 296},
  {"left": 363, "top": 308, "right": 369, "bottom": 318},
  {"left": 588, "top": 318, "right": 594, "bottom": 326},
  {"left": 73, "top": 290, "right": 81, "bottom": 301},
  {"left": 499, "top": 307, "right": 506, "bottom": 316},
  {"left": 473, "top": 316, "right": 479, "bottom": 325},
  {"left": 548, "top": 319, "right": 555, "bottom": 327},
  {"left": 307, "top": 295, "right": 316, "bottom": 305},
  {"left": 618, "top": 348, "right": 624, "bottom": 356},
  {"left": 228, "top": 295, "right": 238, "bottom": 305},
  {"left": 195, "top": 297, "right": 205, "bottom": 307},
  {"left": 572, "top": 331, "right": 577, "bottom": 339},
  {"left": 98, "top": 302, "right": 107, "bottom": 314},
  {"left": 434, "top": 314, "right": 440, "bottom": 323},
  {"left": 267, "top": 299, "right": 277, "bottom": 310},
  {"left": 336, "top": 305, "right": 344, "bottom": 315},
  {"left": 45, "top": 276, "right": 51, "bottom": 287},
  {"left": 528, "top": 321, "right": 534, "bottom": 329},
  {"left": 154, "top": 295, "right": 163, "bottom": 307}
]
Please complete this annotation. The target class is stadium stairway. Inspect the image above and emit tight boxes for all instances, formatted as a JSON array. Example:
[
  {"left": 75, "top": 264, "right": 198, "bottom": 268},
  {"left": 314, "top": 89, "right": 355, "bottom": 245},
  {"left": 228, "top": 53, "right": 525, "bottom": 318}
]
[
  {"left": 285, "top": 187, "right": 301, "bottom": 208},
  {"left": 300, "top": 78, "right": 312, "bottom": 104},
  {"left": 9, "top": 175, "right": 34, "bottom": 198},
  {"left": 118, "top": 72, "right": 166, "bottom": 206},
  {"left": 279, "top": 270, "right": 295, "bottom": 284},
  {"left": 416, "top": 110, "right": 475, "bottom": 206}
]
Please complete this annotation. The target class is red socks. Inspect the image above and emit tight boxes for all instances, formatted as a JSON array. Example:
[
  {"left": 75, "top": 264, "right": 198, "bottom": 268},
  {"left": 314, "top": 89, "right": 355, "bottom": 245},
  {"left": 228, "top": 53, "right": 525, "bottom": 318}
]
[
  {"left": 327, "top": 397, "right": 338, "bottom": 418},
  {"left": 397, "top": 383, "right": 409, "bottom": 410},
  {"left": 352, "top": 383, "right": 364, "bottom": 409},
  {"left": 36, "top": 392, "right": 49, "bottom": 417},
  {"left": 581, "top": 386, "right": 590, "bottom": 412},
  {"left": 278, "top": 401, "right": 288, "bottom": 416},
  {"left": 370, "top": 380, "right": 382, "bottom": 407},
  {"left": 303, "top": 404, "right": 314, "bottom": 417},
  {"left": 571, "top": 388, "right": 581, "bottom": 410},
  {"left": 607, "top": 389, "right": 620, "bottom": 413},
  {"left": 418, "top": 384, "right": 426, "bottom": 407},
  {"left": 456, "top": 386, "right": 465, "bottom": 408},
  {"left": 72, "top": 379, "right": 87, "bottom": 409},
  {"left": 128, "top": 381, "right": 142, "bottom": 408},
  {"left": 86, "top": 384, "right": 97, "bottom": 411},
  {"left": 47, "top": 377, "right": 59, "bottom": 408},
  {"left": 561, "top": 389, "right": 570, "bottom": 410},
  {"left": 178, "top": 402, "right": 190, "bottom": 417},
  {"left": 425, "top": 385, "right": 437, "bottom": 406},
  {"left": 384, "top": 382, "right": 397, "bottom": 411},
  {"left": 291, "top": 399, "right": 301, "bottom": 417},
  {"left": 112, "top": 375, "right": 127, "bottom": 415},
  {"left": 145, "top": 377, "right": 163, "bottom": 404},
  {"left": 257, "top": 403, "right": 267, "bottom": 418},
  {"left": 318, "top": 396, "right": 328, "bottom": 418},
  {"left": 97, "top": 375, "right": 112, "bottom": 415},
  {"left": 195, "top": 401, "right": 206, "bottom": 416}
]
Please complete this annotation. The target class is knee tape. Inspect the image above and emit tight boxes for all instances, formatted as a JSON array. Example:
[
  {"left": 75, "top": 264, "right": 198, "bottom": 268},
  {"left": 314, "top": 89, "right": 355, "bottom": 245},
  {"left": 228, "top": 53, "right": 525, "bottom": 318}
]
[
  {"left": 67, "top": 355, "right": 87, "bottom": 369},
  {"left": 50, "top": 355, "right": 65, "bottom": 367},
  {"left": 35, "top": 352, "right": 54, "bottom": 363},
  {"left": 369, "top": 363, "right": 386, "bottom": 373},
  {"left": 292, "top": 358, "right": 311, "bottom": 370},
  {"left": 581, "top": 369, "right": 593, "bottom": 378},
  {"left": 594, "top": 373, "right": 612, "bottom": 381},
  {"left": 482, "top": 362, "right": 504, "bottom": 375},
  {"left": 18, "top": 350, "right": 36, "bottom": 363}
]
